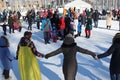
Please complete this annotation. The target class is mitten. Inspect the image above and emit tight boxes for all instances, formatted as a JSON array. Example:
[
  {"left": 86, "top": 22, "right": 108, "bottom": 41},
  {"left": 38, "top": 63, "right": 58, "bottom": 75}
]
[{"left": 45, "top": 54, "right": 49, "bottom": 59}]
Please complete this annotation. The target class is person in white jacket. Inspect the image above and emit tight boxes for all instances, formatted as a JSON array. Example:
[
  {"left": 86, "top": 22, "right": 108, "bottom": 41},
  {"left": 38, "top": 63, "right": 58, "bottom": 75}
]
[{"left": 106, "top": 11, "right": 113, "bottom": 29}]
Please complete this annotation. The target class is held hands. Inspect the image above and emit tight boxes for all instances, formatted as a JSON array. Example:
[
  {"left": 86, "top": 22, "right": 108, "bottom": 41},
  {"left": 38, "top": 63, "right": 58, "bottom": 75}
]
[
  {"left": 37, "top": 53, "right": 49, "bottom": 59},
  {"left": 45, "top": 54, "right": 49, "bottom": 59},
  {"left": 93, "top": 55, "right": 98, "bottom": 60},
  {"left": 37, "top": 53, "right": 45, "bottom": 58}
]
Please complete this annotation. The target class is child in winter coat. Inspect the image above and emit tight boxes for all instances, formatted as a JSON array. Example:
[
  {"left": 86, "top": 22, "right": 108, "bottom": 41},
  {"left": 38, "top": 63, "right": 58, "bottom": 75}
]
[
  {"left": 52, "top": 24, "right": 58, "bottom": 43},
  {"left": 0, "top": 21, "right": 8, "bottom": 35},
  {"left": 85, "top": 15, "right": 92, "bottom": 38},
  {"left": 0, "top": 36, "right": 14, "bottom": 80},
  {"left": 18, "top": 20, "right": 22, "bottom": 32},
  {"left": 36, "top": 11, "right": 41, "bottom": 29},
  {"left": 74, "top": 14, "right": 82, "bottom": 38},
  {"left": 45, "top": 33, "right": 96, "bottom": 80},
  {"left": 8, "top": 15, "right": 14, "bottom": 33},
  {"left": 41, "top": 16, "right": 52, "bottom": 44},
  {"left": 95, "top": 33, "right": 120, "bottom": 80}
]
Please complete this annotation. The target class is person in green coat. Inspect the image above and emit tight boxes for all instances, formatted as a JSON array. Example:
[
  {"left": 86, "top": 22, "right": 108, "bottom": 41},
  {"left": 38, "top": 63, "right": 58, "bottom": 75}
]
[{"left": 85, "top": 15, "right": 92, "bottom": 38}]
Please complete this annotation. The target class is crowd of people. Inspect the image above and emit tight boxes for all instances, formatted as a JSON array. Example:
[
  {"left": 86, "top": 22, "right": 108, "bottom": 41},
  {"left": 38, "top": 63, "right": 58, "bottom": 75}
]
[
  {"left": 0, "top": 31, "right": 120, "bottom": 80},
  {"left": 0, "top": 7, "right": 120, "bottom": 80},
  {"left": 0, "top": 7, "right": 120, "bottom": 39}
]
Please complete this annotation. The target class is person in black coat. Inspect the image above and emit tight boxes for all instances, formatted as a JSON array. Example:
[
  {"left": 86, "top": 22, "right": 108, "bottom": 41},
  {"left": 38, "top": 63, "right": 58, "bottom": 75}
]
[
  {"left": 8, "top": 15, "right": 14, "bottom": 33},
  {"left": 96, "top": 32, "right": 120, "bottom": 80},
  {"left": 92, "top": 10, "right": 101, "bottom": 28},
  {"left": 0, "top": 21, "right": 8, "bottom": 35},
  {"left": 45, "top": 33, "right": 96, "bottom": 80},
  {"left": 64, "top": 14, "right": 73, "bottom": 36}
]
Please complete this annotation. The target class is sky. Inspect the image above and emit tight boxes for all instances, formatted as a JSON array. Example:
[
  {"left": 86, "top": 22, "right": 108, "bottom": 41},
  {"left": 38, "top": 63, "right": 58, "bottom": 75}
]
[{"left": 0, "top": 19, "right": 120, "bottom": 80}]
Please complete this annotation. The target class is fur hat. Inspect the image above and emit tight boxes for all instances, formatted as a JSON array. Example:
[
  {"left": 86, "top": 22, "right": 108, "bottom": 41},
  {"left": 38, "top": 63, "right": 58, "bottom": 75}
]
[{"left": 63, "top": 33, "right": 75, "bottom": 45}]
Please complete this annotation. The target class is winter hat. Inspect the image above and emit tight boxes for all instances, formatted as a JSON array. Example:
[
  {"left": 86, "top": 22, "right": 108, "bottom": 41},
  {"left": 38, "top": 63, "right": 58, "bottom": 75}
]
[{"left": 63, "top": 33, "right": 75, "bottom": 45}]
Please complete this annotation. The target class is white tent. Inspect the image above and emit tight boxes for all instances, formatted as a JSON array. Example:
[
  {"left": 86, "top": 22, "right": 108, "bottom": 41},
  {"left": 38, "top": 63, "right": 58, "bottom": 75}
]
[{"left": 64, "top": 0, "right": 92, "bottom": 12}]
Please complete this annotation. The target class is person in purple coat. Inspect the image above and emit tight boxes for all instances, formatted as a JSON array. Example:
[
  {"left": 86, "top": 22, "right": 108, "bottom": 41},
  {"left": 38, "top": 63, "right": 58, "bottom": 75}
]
[{"left": 0, "top": 36, "right": 14, "bottom": 79}]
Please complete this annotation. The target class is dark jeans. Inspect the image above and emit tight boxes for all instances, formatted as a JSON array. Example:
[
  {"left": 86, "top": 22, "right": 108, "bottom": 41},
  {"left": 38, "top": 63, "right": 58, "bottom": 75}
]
[
  {"left": 37, "top": 21, "right": 40, "bottom": 29},
  {"left": 44, "top": 31, "right": 50, "bottom": 43},
  {"left": 3, "top": 69, "right": 10, "bottom": 79},
  {"left": 60, "top": 29, "right": 64, "bottom": 39},
  {"left": 28, "top": 22, "right": 32, "bottom": 30},
  {"left": 2, "top": 26, "right": 7, "bottom": 35},
  {"left": 9, "top": 27, "right": 14, "bottom": 33},
  {"left": 110, "top": 72, "right": 120, "bottom": 80},
  {"left": 94, "top": 20, "right": 98, "bottom": 28}
]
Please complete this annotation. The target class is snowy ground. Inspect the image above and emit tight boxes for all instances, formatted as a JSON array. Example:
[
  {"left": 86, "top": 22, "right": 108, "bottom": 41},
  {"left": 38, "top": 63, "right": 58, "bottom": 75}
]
[{"left": 0, "top": 20, "right": 119, "bottom": 80}]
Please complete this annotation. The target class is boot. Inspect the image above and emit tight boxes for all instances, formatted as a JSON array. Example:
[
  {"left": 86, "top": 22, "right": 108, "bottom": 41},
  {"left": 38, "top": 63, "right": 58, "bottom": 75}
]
[
  {"left": 78, "top": 32, "right": 81, "bottom": 36},
  {"left": 74, "top": 34, "right": 78, "bottom": 38},
  {"left": 108, "top": 26, "right": 111, "bottom": 29},
  {"left": 3, "top": 70, "right": 9, "bottom": 79},
  {"left": 106, "top": 26, "right": 108, "bottom": 29},
  {"left": 5, "top": 76, "right": 12, "bottom": 80}
]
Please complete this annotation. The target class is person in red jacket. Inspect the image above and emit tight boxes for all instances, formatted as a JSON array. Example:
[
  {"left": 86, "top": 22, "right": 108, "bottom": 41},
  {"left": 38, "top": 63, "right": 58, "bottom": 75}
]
[{"left": 59, "top": 15, "right": 66, "bottom": 40}]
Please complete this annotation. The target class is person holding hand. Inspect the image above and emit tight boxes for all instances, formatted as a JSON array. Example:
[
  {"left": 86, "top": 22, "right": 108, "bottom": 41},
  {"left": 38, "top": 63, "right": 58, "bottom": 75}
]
[
  {"left": 95, "top": 33, "right": 120, "bottom": 80},
  {"left": 16, "top": 31, "right": 44, "bottom": 80},
  {"left": 45, "top": 33, "right": 96, "bottom": 80}
]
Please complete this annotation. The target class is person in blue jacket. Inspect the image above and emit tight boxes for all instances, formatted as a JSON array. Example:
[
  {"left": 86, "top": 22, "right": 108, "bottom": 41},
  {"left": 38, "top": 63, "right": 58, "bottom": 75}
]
[
  {"left": 0, "top": 36, "right": 14, "bottom": 79},
  {"left": 41, "top": 16, "right": 52, "bottom": 44}
]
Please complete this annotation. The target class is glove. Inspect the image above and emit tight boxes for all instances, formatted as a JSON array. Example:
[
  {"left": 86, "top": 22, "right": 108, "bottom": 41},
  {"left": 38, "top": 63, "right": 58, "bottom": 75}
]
[{"left": 45, "top": 55, "right": 49, "bottom": 59}]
